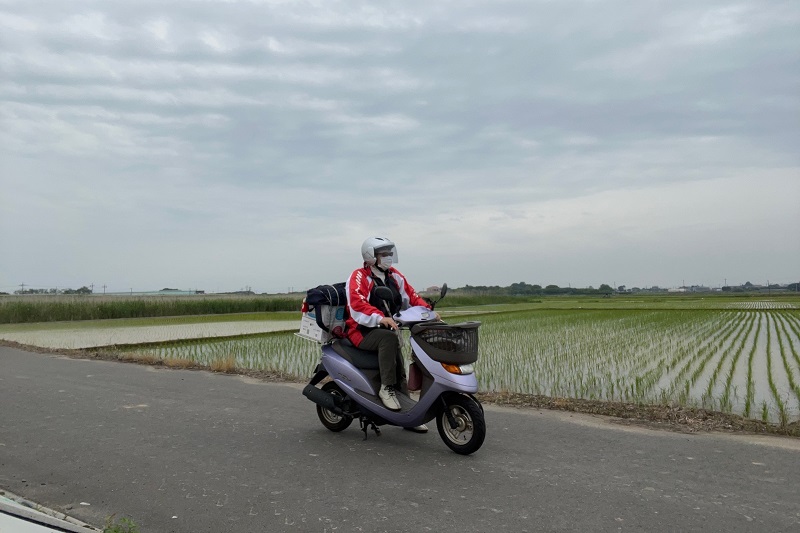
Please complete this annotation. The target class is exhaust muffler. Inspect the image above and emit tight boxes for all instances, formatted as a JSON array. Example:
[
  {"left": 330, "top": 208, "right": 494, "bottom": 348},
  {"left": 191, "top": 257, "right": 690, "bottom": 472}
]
[{"left": 303, "top": 384, "right": 344, "bottom": 415}]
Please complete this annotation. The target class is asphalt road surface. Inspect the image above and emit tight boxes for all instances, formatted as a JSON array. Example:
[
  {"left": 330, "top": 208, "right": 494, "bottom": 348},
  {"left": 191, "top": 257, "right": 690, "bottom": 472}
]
[{"left": 1, "top": 346, "right": 799, "bottom": 533}]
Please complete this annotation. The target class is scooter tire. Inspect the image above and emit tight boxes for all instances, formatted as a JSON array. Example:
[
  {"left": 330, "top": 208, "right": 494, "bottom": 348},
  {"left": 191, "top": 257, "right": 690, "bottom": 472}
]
[
  {"left": 316, "top": 381, "right": 353, "bottom": 432},
  {"left": 436, "top": 394, "right": 486, "bottom": 455}
]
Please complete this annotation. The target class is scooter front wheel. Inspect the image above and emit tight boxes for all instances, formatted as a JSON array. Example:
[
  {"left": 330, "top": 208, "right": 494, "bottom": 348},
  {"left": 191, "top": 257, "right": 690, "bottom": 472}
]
[
  {"left": 317, "top": 381, "right": 353, "bottom": 432},
  {"left": 436, "top": 394, "right": 486, "bottom": 455}
]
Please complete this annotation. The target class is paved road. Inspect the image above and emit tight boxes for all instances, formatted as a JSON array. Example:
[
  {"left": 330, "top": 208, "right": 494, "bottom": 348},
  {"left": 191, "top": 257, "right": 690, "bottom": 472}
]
[{"left": 1, "top": 346, "right": 799, "bottom": 533}]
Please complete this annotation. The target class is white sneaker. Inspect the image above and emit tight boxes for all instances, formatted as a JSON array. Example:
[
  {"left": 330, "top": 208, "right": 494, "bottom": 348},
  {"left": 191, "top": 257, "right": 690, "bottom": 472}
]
[
  {"left": 379, "top": 384, "right": 401, "bottom": 410},
  {"left": 404, "top": 424, "right": 428, "bottom": 433}
]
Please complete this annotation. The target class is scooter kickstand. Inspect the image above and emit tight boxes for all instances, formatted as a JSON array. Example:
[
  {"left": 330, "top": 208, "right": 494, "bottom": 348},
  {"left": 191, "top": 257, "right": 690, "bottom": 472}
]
[{"left": 359, "top": 418, "right": 381, "bottom": 440}]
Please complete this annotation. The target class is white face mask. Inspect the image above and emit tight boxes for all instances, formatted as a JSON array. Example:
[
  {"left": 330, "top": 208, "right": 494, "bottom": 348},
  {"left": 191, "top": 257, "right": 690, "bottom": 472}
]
[{"left": 378, "top": 255, "right": 393, "bottom": 269}]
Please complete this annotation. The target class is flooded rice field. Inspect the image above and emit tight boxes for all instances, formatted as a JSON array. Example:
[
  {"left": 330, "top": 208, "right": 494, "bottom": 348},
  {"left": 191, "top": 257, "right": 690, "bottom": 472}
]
[
  {"left": 4, "top": 304, "right": 799, "bottom": 424},
  {"left": 474, "top": 309, "right": 800, "bottom": 424},
  {"left": 0, "top": 320, "right": 299, "bottom": 349}
]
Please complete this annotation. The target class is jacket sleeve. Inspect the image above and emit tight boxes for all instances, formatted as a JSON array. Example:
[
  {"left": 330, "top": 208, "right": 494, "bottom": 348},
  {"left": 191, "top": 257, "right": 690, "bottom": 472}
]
[
  {"left": 346, "top": 268, "right": 385, "bottom": 328},
  {"left": 391, "top": 270, "right": 431, "bottom": 310}
]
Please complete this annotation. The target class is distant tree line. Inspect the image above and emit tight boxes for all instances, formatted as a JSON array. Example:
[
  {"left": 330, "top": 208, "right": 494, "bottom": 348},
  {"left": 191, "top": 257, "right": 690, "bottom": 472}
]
[
  {"left": 454, "top": 281, "right": 799, "bottom": 297},
  {"left": 722, "top": 281, "right": 800, "bottom": 293},
  {"left": 454, "top": 282, "right": 615, "bottom": 296},
  {"left": 13, "top": 286, "right": 93, "bottom": 295}
]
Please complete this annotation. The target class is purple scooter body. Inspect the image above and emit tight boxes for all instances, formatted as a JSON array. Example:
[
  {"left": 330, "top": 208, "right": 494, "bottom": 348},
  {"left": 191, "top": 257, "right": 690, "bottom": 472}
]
[
  {"left": 303, "top": 298, "right": 487, "bottom": 454},
  {"left": 318, "top": 335, "right": 479, "bottom": 429}
]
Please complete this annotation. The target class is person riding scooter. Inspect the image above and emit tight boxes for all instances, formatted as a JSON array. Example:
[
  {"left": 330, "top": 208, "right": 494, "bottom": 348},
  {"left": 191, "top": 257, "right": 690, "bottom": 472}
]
[{"left": 345, "top": 237, "right": 438, "bottom": 431}]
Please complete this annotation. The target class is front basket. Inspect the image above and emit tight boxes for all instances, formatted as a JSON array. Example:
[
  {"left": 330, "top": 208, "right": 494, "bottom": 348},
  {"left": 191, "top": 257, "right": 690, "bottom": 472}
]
[{"left": 411, "top": 321, "right": 480, "bottom": 364}]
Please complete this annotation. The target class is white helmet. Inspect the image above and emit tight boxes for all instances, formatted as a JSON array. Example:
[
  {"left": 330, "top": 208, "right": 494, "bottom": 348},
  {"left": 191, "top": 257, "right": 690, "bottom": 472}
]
[{"left": 361, "top": 237, "right": 398, "bottom": 266}]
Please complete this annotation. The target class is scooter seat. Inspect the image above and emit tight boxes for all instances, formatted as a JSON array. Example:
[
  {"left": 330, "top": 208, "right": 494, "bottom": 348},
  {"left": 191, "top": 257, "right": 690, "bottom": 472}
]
[{"left": 331, "top": 339, "right": 381, "bottom": 370}]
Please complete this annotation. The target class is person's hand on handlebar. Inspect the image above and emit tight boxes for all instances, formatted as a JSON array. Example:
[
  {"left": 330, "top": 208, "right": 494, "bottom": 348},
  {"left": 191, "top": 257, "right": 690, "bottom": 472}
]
[{"left": 379, "top": 316, "right": 398, "bottom": 330}]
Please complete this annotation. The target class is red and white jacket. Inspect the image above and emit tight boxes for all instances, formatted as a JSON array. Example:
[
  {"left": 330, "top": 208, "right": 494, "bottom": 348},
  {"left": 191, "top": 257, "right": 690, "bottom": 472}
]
[{"left": 345, "top": 265, "right": 430, "bottom": 347}]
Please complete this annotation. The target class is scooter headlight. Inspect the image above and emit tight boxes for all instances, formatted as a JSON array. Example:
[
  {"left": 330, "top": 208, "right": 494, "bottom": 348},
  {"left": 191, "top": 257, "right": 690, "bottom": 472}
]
[{"left": 441, "top": 363, "right": 474, "bottom": 375}]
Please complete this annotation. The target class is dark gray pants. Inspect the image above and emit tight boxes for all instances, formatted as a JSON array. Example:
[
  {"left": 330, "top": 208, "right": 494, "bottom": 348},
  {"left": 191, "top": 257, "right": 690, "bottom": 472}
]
[{"left": 359, "top": 328, "right": 405, "bottom": 386}]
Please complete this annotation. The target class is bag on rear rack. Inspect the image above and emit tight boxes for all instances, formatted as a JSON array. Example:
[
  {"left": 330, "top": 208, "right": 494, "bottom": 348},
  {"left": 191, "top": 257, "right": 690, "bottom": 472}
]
[{"left": 297, "top": 282, "right": 348, "bottom": 343}]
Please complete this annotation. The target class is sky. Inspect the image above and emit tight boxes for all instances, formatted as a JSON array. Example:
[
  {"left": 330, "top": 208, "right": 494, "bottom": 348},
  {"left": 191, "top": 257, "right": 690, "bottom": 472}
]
[{"left": 1, "top": 0, "right": 798, "bottom": 294}]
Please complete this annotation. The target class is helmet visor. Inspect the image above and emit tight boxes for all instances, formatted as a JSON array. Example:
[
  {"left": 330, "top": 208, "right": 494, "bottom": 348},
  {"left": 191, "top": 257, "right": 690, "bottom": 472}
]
[{"left": 374, "top": 245, "right": 398, "bottom": 264}]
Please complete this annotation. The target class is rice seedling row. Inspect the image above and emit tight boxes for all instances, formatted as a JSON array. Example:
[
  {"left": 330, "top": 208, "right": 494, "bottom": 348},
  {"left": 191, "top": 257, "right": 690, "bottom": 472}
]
[
  {"left": 773, "top": 314, "right": 800, "bottom": 411},
  {"left": 111, "top": 308, "right": 800, "bottom": 423}
]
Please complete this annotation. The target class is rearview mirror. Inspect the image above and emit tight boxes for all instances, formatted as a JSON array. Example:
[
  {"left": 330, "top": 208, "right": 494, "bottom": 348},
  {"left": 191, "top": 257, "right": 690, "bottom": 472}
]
[
  {"left": 373, "top": 286, "right": 394, "bottom": 301},
  {"left": 440, "top": 283, "right": 448, "bottom": 299}
]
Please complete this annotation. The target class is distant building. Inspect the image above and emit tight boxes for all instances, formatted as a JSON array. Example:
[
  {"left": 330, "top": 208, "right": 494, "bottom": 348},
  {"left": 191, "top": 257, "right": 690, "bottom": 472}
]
[
  {"left": 689, "top": 286, "right": 711, "bottom": 293},
  {"left": 99, "top": 289, "right": 204, "bottom": 297}
]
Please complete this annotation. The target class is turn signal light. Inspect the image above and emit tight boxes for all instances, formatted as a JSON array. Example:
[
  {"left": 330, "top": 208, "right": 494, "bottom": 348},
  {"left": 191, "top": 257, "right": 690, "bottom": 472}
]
[{"left": 441, "top": 363, "right": 474, "bottom": 375}]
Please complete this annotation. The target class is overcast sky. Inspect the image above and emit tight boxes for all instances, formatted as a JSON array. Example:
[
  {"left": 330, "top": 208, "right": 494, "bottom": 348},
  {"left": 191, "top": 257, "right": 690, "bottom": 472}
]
[{"left": 1, "top": 0, "right": 798, "bottom": 294}]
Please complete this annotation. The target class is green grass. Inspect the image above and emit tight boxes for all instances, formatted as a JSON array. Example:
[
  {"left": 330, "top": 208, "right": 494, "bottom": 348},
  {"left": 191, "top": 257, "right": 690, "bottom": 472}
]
[
  {"left": 104, "top": 515, "right": 139, "bottom": 533},
  {"left": 0, "top": 295, "right": 302, "bottom": 324},
  {"left": 2, "top": 292, "right": 797, "bottom": 324}
]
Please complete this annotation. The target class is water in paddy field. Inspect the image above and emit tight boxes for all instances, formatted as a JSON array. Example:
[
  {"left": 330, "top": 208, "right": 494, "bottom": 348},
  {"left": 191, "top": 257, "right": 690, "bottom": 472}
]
[
  {"left": 645, "top": 312, "right": 800, "bottom": 423},
  {"left": 117, "top": 309, "right": 800, "bottom": 424},
  {"left": 475, "top": 309, "right": 800, "bottom": 424},
  {"left": 0, "top": 320, "right": 300, "bottom": 349},
  {"left": 726, "top": 301, "right": 798, "bottom": 310}
]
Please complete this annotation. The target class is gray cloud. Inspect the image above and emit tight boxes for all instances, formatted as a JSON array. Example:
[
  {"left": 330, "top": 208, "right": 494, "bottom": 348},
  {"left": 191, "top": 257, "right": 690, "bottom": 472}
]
[{"left": 1, "top": 0, "right": 798, "bottom": 293}]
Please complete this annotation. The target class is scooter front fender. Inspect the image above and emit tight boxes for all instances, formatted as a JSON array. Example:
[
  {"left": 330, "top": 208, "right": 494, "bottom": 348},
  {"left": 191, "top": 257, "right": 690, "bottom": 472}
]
[
  {"left": 410, "top": 338, "right": 479, "bottom": 393},
  {"left": 320, "top": 345, "right": 377, "bottom": 396},
  {"left": 430, "top": 370, "right": 478, "bottom": 393}
]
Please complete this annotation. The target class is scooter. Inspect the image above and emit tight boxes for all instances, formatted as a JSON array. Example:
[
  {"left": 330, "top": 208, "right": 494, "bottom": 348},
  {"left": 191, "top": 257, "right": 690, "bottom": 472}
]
[{"left": 302, "top": 284, "right": 486, "bottom": 455}]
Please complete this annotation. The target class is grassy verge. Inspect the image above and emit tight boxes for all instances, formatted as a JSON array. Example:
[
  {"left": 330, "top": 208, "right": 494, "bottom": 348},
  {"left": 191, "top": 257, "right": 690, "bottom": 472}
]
[
  {"left": 104, "top": 515, "right": 139, "bottom": 533},
  {"left": 0, "top": 295, "right": 303, "bottom": 324},
  {"left": 477, "top": 391, "right": 800, "bottom": 437},
  {"left": 2, "top": 293, "right": 798, "bottom": 324}
]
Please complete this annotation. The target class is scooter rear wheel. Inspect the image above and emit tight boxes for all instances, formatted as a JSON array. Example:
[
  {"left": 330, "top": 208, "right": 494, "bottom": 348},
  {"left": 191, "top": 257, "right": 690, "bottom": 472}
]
[
  {"left": 436, "top": 394, "right": 486, "bottom": 455},
  {"left": 317, "top": 381, "right": 353, "bottom": 432}
]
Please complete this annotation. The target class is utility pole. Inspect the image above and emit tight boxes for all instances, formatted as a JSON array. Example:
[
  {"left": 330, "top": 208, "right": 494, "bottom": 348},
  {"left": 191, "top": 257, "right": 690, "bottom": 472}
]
[
  {"left": 102, "top": 284, "right": 107, "bottom": 295},
  {"left": 19, "top": 282, "right": 25, "bottom": 293}
]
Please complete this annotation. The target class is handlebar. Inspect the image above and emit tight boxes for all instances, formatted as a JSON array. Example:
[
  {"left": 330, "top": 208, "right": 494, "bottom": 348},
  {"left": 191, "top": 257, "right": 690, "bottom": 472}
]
[{"left": 393, "top": 306, "right": 442, "bottom": 327}]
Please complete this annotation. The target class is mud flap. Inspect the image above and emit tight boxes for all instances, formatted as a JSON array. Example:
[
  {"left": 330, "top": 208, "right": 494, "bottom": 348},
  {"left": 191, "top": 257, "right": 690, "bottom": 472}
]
[{"left": 307, "top": 366, "right": 328, "bottom": 386}]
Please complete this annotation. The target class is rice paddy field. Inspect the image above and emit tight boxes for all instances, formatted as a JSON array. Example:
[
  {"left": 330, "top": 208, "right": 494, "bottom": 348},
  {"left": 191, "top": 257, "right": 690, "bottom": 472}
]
[
  {"left": 0, "top": 318, "right": 300, "bottom": 349},
  {"left": 2, "top": 294, "right": 799, "bottom": 426},
  {"left": 476, "top": 307, "right": 800, "bottom": 425}
]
